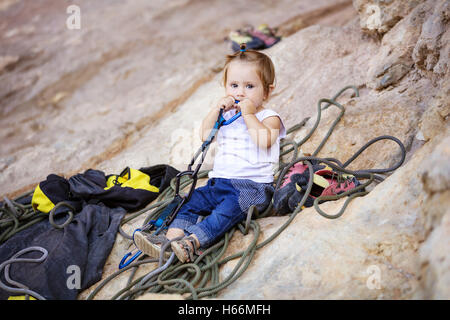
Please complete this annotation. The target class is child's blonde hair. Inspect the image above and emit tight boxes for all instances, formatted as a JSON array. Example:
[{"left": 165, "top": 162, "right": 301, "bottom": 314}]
[{"left": 222, "top": 43, "right": 276, "bottom": 97}]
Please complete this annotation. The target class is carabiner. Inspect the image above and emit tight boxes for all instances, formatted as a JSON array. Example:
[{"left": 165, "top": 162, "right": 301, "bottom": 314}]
[
  {"left": 219, "top": 100, "right": 242, "bottom": 126},
  {"left": 118, "top": 250, "right": 142, "bottom": 269},
  {"left": 222, "top": 111, "right": 242, "bottom": 125},
  {"left": 174, "top": 170, "right": 197, "bottom": 200}
]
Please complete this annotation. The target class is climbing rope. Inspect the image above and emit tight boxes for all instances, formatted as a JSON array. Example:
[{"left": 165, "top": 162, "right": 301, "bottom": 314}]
[
  {"left": 0, "top": 191, "right": 47, "bottom": 244},
  {"left": 0, "top": 246, "right": 48, "bottom": 300},
  {"left": 0, "top": 85, "right": 406, "bottom": 300}
]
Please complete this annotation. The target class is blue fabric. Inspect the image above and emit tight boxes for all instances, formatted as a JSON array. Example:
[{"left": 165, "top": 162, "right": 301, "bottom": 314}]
[{"left": 169, "top": 178, "right": 273, "bottom": 247}]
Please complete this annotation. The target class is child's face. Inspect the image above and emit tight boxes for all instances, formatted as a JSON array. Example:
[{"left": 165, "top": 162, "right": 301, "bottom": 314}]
[{"left": 225, "top": 60, "right": 267, "bottom": 108}]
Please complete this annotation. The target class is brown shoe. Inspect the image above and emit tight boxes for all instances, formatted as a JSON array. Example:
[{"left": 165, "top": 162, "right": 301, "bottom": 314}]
[{"left": 170, "top": 236, "right": 199, "bottom": 263}]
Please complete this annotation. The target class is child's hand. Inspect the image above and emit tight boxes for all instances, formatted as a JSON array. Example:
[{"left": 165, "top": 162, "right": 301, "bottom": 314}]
[
  {"left": 217, "top": 96, "right": 237, "bottom": 112},
  {"left": 237, "top": 99, "right": 257, "bottom": 116}
]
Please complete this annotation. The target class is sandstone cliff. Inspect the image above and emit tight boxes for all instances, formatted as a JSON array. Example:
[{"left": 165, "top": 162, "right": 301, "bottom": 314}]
[{"left": 1, "top": 0, "right": 448, "bottom": 299}]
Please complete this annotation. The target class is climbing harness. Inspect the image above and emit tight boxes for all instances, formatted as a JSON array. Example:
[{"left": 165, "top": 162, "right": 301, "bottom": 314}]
[{"left": 118, "top": 101, "right": 242, "bottom": 269}]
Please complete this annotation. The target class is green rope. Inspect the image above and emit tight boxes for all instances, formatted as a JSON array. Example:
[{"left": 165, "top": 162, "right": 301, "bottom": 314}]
[{"left": 0, "top": 193, "right": 47, "bottom": 244}]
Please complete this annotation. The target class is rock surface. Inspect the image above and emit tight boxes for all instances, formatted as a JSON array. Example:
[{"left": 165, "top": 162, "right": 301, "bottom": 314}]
[
  {"left": 1, "top": 0, "right": 448, "bottom": 300},
  {"left": 0, "top": 0, "right": 354, "bottom": 197}
]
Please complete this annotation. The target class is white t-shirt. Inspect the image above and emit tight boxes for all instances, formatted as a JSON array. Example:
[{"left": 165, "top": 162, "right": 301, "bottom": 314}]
[{"left": 208, "top": 108, "right": 287, "bottom": 183}]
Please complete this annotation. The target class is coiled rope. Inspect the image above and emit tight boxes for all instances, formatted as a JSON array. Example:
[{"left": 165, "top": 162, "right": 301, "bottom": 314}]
[{"left": 0, "top": 191, "right": 46, "bottom": 244}]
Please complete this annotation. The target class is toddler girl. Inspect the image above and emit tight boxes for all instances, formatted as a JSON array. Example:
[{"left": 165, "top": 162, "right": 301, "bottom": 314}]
[{"left": 135, "top": 44, "right": 286, "bottom": 262}]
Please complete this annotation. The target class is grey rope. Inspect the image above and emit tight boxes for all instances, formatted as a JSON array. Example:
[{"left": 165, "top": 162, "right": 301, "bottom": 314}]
[{"left": 0, "top": 246, "right": 48, "bottom": 300}]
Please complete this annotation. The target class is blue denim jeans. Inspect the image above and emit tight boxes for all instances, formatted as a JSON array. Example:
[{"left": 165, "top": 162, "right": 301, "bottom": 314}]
[{"left": 168, "top": 178, "right": 274, "bottom": 248}]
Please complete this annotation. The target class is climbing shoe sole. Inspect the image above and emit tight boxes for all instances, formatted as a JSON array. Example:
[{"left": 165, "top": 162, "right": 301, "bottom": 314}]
[{"left": 134, "top": 231, "right": 171, "bottom": 260}]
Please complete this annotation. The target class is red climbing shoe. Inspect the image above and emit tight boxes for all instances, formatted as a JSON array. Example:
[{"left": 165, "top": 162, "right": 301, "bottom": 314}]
[
  {"left": 314, "top": 169, "right": 361, "bottom": 197},
  {"left": 280, "top": 162, "right": 310, "bottom": 188}
]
